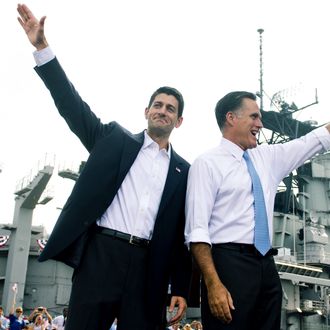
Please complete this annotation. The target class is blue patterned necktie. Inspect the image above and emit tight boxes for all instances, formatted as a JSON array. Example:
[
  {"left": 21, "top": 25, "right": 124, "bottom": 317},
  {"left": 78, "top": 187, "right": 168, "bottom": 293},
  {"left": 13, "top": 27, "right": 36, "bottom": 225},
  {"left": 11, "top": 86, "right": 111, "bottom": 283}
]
[{"left": 243, "top": 151, "right": 270, "bottom": 256}]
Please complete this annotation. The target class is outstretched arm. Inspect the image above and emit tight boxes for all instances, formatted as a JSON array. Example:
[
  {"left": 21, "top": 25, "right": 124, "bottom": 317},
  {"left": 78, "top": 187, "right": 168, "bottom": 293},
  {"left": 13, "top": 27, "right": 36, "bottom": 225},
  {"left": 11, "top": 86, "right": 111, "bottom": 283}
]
[
  {"left": 17, "top": 4, "right": 107, "bottom": 152},
  {"left": 9, "top": 284, "right": 18, "bottom": 315},
  {"left": 17, "top": 3, "right": 48, "bottom": 50},
  {"left": 191, "top": 243, "right": 235, "bottom": 324}
]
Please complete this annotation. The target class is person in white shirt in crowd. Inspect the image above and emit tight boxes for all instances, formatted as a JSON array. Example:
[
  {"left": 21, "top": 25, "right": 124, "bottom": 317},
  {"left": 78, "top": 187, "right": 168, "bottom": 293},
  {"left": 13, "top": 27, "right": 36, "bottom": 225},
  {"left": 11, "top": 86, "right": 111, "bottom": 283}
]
[
  {"left": 0, "top": 306, "right": 10, "bottom": 330},
  {"left": 52, "top": 308, "right": 68, "bottom": 330},
  {"left": 27, "top": 312, "right": 49, "bottom": 330},
  {"left": 28, "top": 307, "right": 52, "bottom": 329},
  {"left": 185, "top": 91, "right": 330, "bottom": 329}
]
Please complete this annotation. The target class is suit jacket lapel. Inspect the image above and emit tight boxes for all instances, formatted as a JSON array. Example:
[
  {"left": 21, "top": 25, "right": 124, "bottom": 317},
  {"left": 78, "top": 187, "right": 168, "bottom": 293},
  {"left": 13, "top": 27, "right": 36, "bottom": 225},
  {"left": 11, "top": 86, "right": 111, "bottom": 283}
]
[
  {"left": 115, "top": 131, "right": 144, "bottom": 188},
  {"left": 156, "top": 150, "right": 184, "bottom": 218}
]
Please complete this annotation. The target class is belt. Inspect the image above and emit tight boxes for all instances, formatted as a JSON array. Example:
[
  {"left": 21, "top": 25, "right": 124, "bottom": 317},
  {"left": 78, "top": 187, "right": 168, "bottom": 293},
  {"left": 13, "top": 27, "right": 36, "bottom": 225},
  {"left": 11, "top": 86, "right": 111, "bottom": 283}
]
[
  {"left": 95, "top": 226, "right": 150, "bottom": 248},
  {"left": 212, "top": 243, "right": 278, "bottom": 257}
]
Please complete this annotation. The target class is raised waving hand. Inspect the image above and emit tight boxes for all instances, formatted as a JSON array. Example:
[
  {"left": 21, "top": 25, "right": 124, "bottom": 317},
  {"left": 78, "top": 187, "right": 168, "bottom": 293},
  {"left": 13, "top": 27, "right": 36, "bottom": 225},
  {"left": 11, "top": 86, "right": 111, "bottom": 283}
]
[{"left": 17, "top": 3, "right": 48, "bottom": 50}]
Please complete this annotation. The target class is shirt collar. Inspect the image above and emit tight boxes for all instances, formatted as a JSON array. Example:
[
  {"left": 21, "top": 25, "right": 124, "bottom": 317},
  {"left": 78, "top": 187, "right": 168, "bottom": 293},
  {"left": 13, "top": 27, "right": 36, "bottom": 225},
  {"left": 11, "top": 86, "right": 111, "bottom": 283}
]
[
  {"left": 220, "top": 137, "right": 245, "bottom": 161},
  {"left": 143, "top": 130, "right": 171, "bottom": 159}
]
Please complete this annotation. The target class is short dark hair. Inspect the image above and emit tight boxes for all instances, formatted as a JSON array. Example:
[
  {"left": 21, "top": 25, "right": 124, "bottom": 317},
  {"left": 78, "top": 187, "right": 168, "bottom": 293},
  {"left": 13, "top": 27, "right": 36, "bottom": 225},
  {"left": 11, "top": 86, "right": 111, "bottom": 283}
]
[
  {"left": 148, "top": 86, "right": 184, "bottom": 117},
  {"left": 215, "top": 91, "right": 256, "bottom": 131}
]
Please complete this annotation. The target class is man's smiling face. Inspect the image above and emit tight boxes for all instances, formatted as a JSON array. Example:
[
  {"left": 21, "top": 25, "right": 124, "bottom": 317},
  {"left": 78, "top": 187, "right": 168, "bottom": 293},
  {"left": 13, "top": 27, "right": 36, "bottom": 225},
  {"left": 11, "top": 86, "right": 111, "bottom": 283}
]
[
  {"left": 145, "top": 93, "right": 183, "bottom": 138},
  {"left": 229, "top": 98, "right": 263, "bottom": 150}
]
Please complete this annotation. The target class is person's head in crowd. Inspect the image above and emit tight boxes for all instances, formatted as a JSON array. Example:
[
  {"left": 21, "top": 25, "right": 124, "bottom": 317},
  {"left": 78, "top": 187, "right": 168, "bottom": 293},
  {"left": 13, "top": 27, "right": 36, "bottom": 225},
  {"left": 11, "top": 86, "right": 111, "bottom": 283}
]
[
  {"left": 15, "top": 306, "right": 23, "bottom": 318},
  {"left": 33, "top": 312, "right": 43, "bottom": 325},
  {"left": 62, "top": 307, "right": 68, "bottom": 317},
  {"left": 183, "top": 323, "right": 192, "bottom": 330},
  {"left": 190, "top": 320, "right": 203, "bottom": 329},
  {"left": 171, "top": 323, "right": 182, "bottom": 330}
]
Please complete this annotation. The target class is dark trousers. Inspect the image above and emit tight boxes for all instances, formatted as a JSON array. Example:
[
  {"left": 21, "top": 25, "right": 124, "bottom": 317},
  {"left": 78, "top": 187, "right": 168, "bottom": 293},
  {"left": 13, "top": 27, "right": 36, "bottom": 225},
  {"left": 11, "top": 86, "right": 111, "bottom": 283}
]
[
  {"left": 201, "top": 244, "right": 282, "bottom": 330},
  {"left": 65, "top": 231, "right": 159, "bottom": 330}
]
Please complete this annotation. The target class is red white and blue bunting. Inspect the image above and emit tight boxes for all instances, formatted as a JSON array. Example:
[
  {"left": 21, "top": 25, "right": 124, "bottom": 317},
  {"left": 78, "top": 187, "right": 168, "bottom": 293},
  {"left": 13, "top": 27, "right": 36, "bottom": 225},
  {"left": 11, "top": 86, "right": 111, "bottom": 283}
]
[
  {"left": 0, "top": 235, "right": 9, "bottom": 247},
  {"left": 37, "top": 239, "right": 48, "bottom": 250},
  {"left": 0, "top": 235, "right": 48, "bottom": 250}
]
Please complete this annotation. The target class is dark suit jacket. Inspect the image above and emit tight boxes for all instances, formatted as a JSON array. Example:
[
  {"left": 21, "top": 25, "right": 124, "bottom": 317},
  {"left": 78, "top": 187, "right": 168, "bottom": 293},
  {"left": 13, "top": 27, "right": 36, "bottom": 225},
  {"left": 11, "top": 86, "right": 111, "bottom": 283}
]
[{"left": 35, "top": 58, "right": 192, "bottom": 322}]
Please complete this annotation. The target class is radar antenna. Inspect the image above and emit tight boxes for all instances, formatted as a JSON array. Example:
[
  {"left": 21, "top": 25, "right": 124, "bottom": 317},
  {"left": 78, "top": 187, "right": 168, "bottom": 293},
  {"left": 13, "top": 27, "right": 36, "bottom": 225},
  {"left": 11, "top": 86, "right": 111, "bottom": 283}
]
[
  {"left": 255, "top": 30, "right": 322, "bottom": 215},
  {"left": 256, "top": 29, "right": 319, "bottom": 145}
]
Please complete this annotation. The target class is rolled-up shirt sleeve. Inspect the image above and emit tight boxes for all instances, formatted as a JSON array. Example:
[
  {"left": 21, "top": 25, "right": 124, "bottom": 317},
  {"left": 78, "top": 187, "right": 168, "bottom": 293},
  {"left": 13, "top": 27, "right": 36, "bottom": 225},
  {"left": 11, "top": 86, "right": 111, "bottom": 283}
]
[{"left": 185, "top": 156, "right": 218, "bottom": 247}]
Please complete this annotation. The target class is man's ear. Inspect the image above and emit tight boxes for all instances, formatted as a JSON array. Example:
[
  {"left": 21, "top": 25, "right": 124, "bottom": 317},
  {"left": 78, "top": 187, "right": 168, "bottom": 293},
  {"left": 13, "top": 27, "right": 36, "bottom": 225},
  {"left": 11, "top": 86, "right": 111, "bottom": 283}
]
[
  {"left": 225, "top": 112, "right": 236, "bottom": 127},
  {"left": 175, "top": 116, "right": 183, "bottom": 128},
  {"left": 144, "top": 107, "right": 149, "bottom": 119}
]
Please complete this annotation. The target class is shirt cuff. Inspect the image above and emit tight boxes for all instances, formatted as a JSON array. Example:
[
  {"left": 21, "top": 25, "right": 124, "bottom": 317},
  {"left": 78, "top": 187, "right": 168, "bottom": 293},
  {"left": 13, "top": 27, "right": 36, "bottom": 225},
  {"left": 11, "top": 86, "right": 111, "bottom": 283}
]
[
  {"left": 185, "top": 228, "right": 211, "bottom": 248},
  {"left": 33, "top": 46, "right": 55, "bottom": 67}
]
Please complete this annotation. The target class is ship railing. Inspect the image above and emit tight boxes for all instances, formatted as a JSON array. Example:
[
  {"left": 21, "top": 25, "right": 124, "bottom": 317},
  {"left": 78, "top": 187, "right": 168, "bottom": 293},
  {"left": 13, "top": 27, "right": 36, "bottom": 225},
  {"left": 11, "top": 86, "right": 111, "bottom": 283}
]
[
  {"left": 275, "top": 247, "right": 330, "bottom": 267},
  {"left": 296, "top": 251, "right": 330, "bottom": 266},
  {"left": 14, "top": 154, "right": 55, "bottom": 195},
  {"left": 57, "top": 160, "right": 82, "bottom": 181}
]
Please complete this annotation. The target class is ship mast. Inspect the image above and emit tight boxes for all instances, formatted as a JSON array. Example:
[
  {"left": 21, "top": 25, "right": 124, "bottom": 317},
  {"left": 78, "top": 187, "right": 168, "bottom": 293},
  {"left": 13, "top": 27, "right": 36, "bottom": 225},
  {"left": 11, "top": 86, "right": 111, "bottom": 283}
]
[{"left": 257, "top": 28, "right": 264, "bottom": 111}]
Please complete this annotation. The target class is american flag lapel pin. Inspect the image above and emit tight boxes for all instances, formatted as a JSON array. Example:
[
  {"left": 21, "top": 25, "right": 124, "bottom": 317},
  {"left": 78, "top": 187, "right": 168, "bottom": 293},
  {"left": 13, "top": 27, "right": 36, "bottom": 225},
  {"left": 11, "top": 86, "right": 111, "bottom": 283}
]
[{"left": 175, "top": 167, "right": 181, "bottom": 173}]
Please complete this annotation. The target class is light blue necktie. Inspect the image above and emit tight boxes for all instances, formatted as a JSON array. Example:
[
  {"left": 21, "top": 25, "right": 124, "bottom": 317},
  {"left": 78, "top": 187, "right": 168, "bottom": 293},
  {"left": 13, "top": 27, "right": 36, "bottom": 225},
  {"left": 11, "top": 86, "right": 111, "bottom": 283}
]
[{"left": 243, "top": 151, "right": 271, "bottom": 256}]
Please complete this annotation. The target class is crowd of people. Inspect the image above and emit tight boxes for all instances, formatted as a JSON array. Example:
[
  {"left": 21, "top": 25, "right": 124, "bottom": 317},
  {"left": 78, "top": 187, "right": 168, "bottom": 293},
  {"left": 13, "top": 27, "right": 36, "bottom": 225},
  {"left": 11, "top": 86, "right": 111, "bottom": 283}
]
[
  {"left": 0, "top": 305, "right": 67, "bottom": 330},
  {"left": 1, "top": 304, "right": 202, "bottom": 330},
  {"left": 167, "top": 320, "right": 203, "bottom": 329}
]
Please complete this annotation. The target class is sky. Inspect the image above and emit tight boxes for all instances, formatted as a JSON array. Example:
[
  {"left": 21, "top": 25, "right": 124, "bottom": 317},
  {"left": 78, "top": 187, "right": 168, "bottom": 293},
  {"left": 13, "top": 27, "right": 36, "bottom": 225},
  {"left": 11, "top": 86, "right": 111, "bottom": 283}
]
[{"left": 1, "top": 0, "right": 330, "bottom": 234}]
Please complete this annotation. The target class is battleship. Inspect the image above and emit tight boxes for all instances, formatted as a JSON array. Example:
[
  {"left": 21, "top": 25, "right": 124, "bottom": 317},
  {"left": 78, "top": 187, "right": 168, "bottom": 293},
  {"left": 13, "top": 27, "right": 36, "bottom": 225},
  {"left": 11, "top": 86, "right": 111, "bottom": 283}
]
[
  {"left": 0, "top": 164, "right": 74, "bottom": 318},
  {"left": 2, "top": 30, "right": 330, "bottom": 329}
]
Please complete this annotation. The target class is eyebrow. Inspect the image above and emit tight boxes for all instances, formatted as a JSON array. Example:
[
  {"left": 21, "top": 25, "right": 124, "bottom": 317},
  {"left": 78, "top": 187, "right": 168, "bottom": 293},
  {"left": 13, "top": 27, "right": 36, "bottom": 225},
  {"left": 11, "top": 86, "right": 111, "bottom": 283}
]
[
  {"left": 251, "top": 112, "right": 262, "bottom": 119},
  {"left": 167, "top": 104, "right": 176, "bottom": 111},
  {"left": 153, "top": 101, "right": 177, "bottom": 111}
]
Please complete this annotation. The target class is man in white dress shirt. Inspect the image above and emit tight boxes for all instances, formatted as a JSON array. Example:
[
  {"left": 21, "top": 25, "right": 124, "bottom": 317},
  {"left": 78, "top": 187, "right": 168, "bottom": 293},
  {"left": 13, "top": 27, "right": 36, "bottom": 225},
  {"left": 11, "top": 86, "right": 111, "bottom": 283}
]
[{"left": 185, "top": 91, "right": 330, "bottom": 329}]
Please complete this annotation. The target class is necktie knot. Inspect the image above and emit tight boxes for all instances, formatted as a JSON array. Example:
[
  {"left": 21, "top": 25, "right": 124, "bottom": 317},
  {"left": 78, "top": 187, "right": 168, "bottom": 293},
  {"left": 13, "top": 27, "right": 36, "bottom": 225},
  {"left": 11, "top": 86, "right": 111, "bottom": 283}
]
[{"left": 243, "top": 150, "right": 271, "bottom": 256}]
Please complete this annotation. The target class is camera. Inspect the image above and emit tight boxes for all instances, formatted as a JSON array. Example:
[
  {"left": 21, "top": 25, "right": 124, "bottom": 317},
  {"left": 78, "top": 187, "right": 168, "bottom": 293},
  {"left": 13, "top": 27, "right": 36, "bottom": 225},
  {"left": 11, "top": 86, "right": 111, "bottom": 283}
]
[{"left": 37, "top": 307, "right": 44, "bottom": 312}]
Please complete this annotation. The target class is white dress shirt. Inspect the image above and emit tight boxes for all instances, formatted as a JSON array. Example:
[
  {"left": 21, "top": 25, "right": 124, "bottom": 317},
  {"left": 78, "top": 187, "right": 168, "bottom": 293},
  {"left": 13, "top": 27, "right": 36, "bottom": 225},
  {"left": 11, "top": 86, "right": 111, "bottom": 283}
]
[
  {"left": 34, "top": 47, "right": 171, "bottom": 239},
  {"left": 185, "top": 126, "right": 330, "bottom": 246},
  {"left": 97, "top": 131, "right": 170, "bottom": 239}
]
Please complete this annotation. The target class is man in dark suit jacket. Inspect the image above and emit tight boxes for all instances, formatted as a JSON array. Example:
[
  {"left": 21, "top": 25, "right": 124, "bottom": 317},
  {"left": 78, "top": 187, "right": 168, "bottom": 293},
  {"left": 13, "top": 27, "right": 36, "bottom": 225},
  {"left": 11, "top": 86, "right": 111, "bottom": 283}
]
[{"left": 17, "top": 4, "right": 191, "bottom": 330}]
